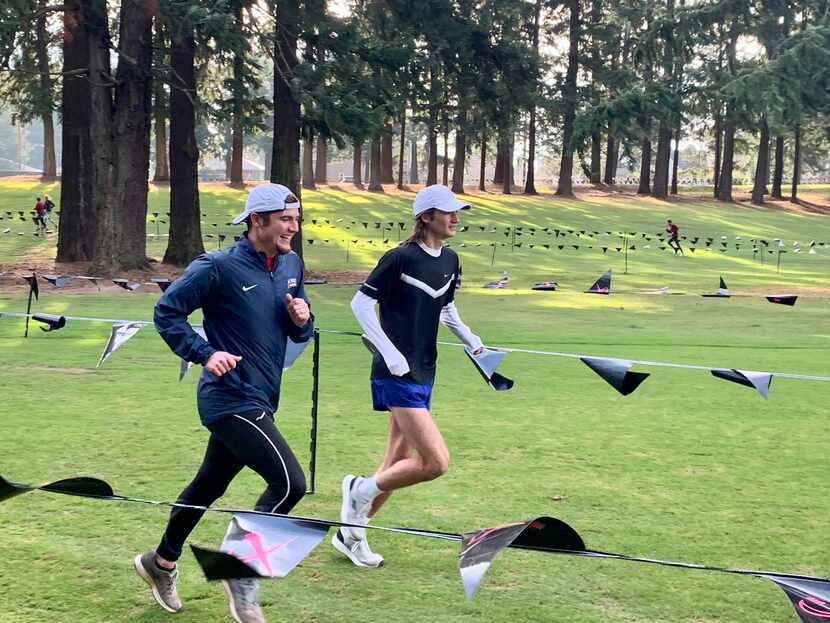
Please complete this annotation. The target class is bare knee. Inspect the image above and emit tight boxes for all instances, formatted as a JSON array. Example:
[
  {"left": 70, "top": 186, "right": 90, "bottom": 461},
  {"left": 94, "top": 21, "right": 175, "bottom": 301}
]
[{"left": 421, "top": 454, "right": 449, "bottom": 481}]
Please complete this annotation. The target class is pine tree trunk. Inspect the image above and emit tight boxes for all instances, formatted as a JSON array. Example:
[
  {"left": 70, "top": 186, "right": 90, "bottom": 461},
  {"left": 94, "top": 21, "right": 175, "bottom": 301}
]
[
  {"left": 637, "top": 138, "right": 651, "bottom": 194},
  {"left": 790, "top": 125, "right": 801, "bottom": 203},
  {"left": 315, "top": 137, "right": 327, "bottom": 183},
  {"left": 427, "top": 77, "right": 438, "bottom": 185},
  {"left": 556, "top": 0, "right": 579, "bottom": 197},
  {"left": 164, "top": 28, "right": 204, "bottom": 266},
  {"left": 717, "top": 115, "right": 735, "bottom": 202},
  {"left": 525, "top": 0, "right": 541, "bottom": 194},
  {"left": 112, "top": 0, "right": 153, "bottom": 269},
  {"left": 153, "top": 93, "right": 169, "bottom": 181},
  {"left": 478, "top": 132, "right": 486, "bottom": 191},
  {"left": 224, "top": 126, "right": 232, "bottom": 180},
  {"left": 503, "top": 132, "right": 513, "bottom": 195},
  {"left": 524, "top": 107, "right": 537, "bottom": 194},
  {"left": 670, "top": 124, "right": 680, "bottom": 194},
  {"left": 57, "top": 0, "right": 95, "bottom": 262},
  {"left": 84, "top": 0, "right": 117, "bottom": 270},
  {"left": 441, "top": 121, "right": 449, "bottom": 186},
  {"left": 397, "top": 107, "right": 406, "bottom": 189},
  {"left": 263, "top": 112, "right": 273, "bottom": 180},
  {"left": 716, "top": 21, "right": 738, "bottom": 203},
  {"left": 352, "top": 139, "right": 363, "bottom": 187},
  {"left": 35, "top": 2, "right": 56, "bottom": 180},
  {"left": 272, "top": 0, "right": 303, "bottom": 258},
  {"left": 369, "top": 135, "right": 382, "bottom": 191},
  {"left": 652, "top": 0, "right": 674, "bottom": 199},
  {"left": 409, "top": 133, "right": 419, "bottom": 184},
  {"left": 451, "top": 108, "right": 466, "bottom": 194},
  {"left": 589, "top": 0, "right": 601, "bottom": 185},
  {"left": 751, "top": 118, "right": 770, "bottom": 205},
  {"left": 603, "top": 132, "right": 615, "bottom": 185},
  {"left": 590, "top": 133, "right": 601, "bottom": 184},
  {"left": 363, "top": 142, "right": 370, "bottom": 182},
  {"left": 230, "top": 4, "right": 244, "bottom": 187},
  {"left": 493, "top": 138, "right": 504, "bottom": 185},
  {"left": 713, "top": 108, "right": 722, "bottom": 198},
  {"left": 770, "top": 136, "right": 784, "bottom": 199},
  {"left": 653, "top": 126, "right": 671, "bottom": 197},
  {"left": 302, "top": 135, "right": 315, "bottom": 189},
  {"left": 381, "top": 127, "right": 394, "bottom": 183},
  {"left": 152, "top": 18, "right": 169, "bottom": 182}
]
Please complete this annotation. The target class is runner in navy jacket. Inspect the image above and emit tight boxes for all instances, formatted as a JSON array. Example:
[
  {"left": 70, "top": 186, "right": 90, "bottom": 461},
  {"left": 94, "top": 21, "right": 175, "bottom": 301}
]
[
  {"left": 134, "top": 184, "right": 312, "bottom": 623},
  {"left": 154, "top": 233, "right": 312, "bottom": 425}
]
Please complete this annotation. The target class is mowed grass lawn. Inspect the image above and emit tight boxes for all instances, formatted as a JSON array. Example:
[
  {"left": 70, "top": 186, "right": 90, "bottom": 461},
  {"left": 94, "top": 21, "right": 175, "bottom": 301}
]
[{"left": 0, "top": 178, "right": 828, "bottom": 622}]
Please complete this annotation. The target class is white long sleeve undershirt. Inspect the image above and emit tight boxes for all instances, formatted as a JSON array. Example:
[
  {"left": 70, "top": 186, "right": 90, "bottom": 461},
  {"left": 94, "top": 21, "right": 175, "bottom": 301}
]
[
  {"left": 351, "top": 290, "right": 410, "bottom": 375},
  {"left": 439, "top": 302, "right": 483, "bottom": 351},
  {"left": 351, "top": 291, "right": 483, "bottom": 376}
]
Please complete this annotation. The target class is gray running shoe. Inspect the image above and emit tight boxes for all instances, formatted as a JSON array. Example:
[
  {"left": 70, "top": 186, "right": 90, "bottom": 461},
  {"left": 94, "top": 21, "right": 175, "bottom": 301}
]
[
  {"left": 133, "top": 550, "right": 183, "bottom": 613},
  {"left": 222, "top": 578, "right": 266, "bottom": 623}
]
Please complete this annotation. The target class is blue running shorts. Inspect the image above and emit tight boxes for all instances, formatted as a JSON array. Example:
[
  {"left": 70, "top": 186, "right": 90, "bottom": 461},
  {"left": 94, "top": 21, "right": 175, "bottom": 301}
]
[{"left": 371, "top": 377, "right": 433, "bottom": 412}]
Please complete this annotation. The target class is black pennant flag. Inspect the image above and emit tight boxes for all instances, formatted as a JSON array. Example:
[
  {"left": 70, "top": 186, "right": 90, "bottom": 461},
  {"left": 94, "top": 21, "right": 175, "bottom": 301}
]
[
  {"left": 586, "top": 269, "right": 611, "bottom": 294},
  {"left": 702, "top": 276, "right": 730, "bottom": 297},
  {"left": 759, "top": 574, "right": 830, "bottom": 623},
  {"left": 531, "top": 281, "right": 558, "bottom": 291},
  {"left": 112, "top": 278, "right": 141, "bottom": 291},
  {"left": 460, "top": 517, "right": 585, "bottom": 599},
  {"left": 151, "top": 277, "right": 172, "bottom": 292},
  {"left": 43, "top": 274, "right": 72, "bottom": 287},
  {"left": 23, "top": 274, "right": 39, "bottom": 300},
  {"left": 710, "top": 368, "right": 772, "bottom": 399},
  {"left": 465, "top": 347, "right": 514, "bottom": 391},
  {"left": 191, "top": 513, "right": 329, "bottom": 581},
  {"left": 32, "top": 313, "right": 66, "bottom": 332},
  {"left": 766, "top": 295, "right": 797, "bottom": 306},
  {"left": 580, "top": 357, "right": 650, "bottom": 396},
  {"left": 0, "top": 474, "right": 114, "bottom": 503}
]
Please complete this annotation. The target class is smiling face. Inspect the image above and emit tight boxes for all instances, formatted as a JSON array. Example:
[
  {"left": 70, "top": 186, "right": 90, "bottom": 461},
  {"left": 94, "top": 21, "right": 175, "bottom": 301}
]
[
  {"left": 250, "top": 207, "right": 301, "bottom": 255},
  {"left": 422, "top": 209, "right": 462, "bottom": 241}
]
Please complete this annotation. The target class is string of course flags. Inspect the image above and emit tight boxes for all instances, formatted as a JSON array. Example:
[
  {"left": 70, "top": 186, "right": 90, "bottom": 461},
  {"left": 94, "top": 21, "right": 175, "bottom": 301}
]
[
  {"left": 2, "top": 473, "right": 828, "bottom": 622},
  {"left": 2, "top": 301, "right": 829, "bottom": 399}
]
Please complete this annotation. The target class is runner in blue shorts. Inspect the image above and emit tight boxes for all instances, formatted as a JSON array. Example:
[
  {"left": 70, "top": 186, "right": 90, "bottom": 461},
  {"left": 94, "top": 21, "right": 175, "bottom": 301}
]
[{"left": 332, "top": 185, "right": 487, "bottom": 567}]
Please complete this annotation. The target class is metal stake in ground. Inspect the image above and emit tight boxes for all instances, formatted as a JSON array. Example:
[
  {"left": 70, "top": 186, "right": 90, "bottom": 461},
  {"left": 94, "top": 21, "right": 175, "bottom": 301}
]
[
  {"left": 307, "top": 329, "right": 320, "bottom": 494},
  {"left": 22, "top": 273, "right": 38, "bottom": 338},
  {"left": 623, "top": 233, "right": 629, "bottom": 274}
]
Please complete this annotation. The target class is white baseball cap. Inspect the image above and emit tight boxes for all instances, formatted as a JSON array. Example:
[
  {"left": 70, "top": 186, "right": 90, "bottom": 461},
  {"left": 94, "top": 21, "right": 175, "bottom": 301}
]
[
  {"left": 231, "top": 183, "right": 300, "bottom": 225},
  {"left": 412, "top": 184, "right": 471, "bottom": 218}
]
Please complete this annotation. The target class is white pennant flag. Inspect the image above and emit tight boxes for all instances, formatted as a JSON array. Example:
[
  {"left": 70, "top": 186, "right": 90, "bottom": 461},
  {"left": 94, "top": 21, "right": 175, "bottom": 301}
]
[{"left": 97, "top": 323, "right": 142, "bottom": 368}]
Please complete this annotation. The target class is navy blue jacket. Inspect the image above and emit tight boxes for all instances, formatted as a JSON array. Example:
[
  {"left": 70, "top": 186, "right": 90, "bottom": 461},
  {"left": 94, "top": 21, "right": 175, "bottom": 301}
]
[{"left": 154, "top": 234, "right": 313, "bottom": 425}]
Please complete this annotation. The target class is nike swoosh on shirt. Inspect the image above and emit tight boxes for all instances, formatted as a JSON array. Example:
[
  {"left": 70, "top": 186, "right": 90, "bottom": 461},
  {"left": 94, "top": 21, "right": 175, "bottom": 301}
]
[
  {"left": 400, "top": 273, "right": 454, "bottom": 298},
  {"left": 242, "top": 284, "right": 258, "bottom": 292}
]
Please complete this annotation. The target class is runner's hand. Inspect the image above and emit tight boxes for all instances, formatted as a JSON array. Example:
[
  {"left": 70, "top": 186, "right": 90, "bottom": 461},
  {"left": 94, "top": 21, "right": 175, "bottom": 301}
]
[
  {"left": 205, "top": 351, "right": 242, "bottom": 376},
  {"left": 285, "top": 293, "right": 310, "bottom": 326},
  {"left": 386, "top": 351, "right": 411, "bottom": 376}
]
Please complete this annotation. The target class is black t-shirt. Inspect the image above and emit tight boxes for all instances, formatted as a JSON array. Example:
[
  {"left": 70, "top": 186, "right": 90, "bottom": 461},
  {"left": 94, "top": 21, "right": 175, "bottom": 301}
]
[{"left": 360, "top": 241, "right": 459, "bottom": 384}]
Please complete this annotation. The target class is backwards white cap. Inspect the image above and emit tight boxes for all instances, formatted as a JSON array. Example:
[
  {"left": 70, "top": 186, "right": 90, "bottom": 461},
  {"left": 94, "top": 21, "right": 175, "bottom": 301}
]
[
  {"left": 231, "top": 183, "right": 300, "bottom": 225},
  {"left": 412, "top": 184, "right": 471, "bottom": 218}
]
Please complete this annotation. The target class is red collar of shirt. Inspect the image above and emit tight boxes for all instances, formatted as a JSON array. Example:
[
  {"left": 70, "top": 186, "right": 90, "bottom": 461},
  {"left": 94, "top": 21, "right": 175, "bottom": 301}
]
[{"left": 265, "top": 255, "right": 275, "bottom": 272}]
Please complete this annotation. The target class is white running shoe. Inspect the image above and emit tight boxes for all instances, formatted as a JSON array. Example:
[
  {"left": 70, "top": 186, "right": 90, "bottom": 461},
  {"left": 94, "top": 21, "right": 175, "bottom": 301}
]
[
  {"left": 331, "top": 528, "right": 384, "bottom": 568},
  {"left": 339, "top": 474, "right": 372, "bottom": 541}
]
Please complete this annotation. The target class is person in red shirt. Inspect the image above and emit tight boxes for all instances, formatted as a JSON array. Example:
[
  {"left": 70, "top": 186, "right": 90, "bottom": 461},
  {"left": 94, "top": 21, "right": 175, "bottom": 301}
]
[
  {"left": 34, "top": 197, "right": 46, "bottom": 232},
  {"left": 666, "top": 219, "right": 683, "bottom": 255}
]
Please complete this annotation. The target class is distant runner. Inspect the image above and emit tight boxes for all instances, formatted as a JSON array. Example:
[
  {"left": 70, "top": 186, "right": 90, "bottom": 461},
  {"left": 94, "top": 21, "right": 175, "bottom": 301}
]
[{"left": 666, "top": 219, "right": 683, "bottom": 255}]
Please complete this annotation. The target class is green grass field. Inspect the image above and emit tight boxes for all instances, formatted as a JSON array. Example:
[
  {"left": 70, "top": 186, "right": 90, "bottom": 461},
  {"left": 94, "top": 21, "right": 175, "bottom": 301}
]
[{"left": 1, "top": 178, "right": 828, "bottom": 622}]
